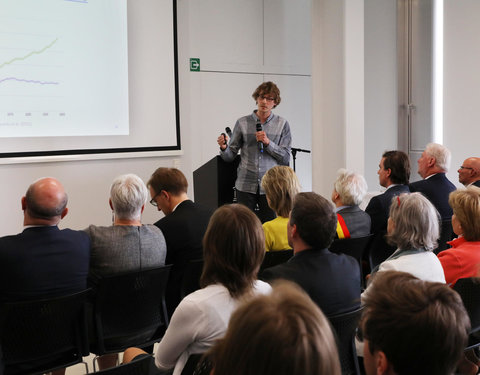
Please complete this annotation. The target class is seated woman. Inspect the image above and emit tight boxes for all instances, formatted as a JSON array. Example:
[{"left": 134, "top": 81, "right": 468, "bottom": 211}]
[
  {"left": 367, "top": 192, "right": 445, "bottom": 284},
  {"left": 260, "top": 166, "right": 300, "bottom": 251},
  {"left": 331, "top": 168, "right": 371, "bottom": 239},
  {"left": 123, "top": 204, "right": 271, "bottom": 375},
  {"left": 210, "top": 281, "right": 341, "bottom": 375},
  {"left": 84, "top": 174, "right": 167, "bottom": 369},
  {"left": 438, "top": 187, "right": 480, "bottom": 287}
]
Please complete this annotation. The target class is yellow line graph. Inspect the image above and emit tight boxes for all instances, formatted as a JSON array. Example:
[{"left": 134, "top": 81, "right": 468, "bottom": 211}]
[{"left": 0, "top": 38, "right": 58, "bottom": 69}]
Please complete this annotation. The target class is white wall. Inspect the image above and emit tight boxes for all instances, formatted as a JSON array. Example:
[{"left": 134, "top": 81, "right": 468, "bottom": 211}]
[
  {"left": 443, "top": 0, "right": 480, "bottom": 187},
  {"left": 0, "top": 0, "right": 312, "bottom": 236},
  {"left": 364, "top": 0, "right": 398, "bottom": 191}
]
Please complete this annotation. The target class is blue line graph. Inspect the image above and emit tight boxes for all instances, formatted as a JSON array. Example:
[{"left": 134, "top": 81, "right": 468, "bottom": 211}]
[
  {"left": 0, "top": 77, "right": 59, "bottom": 85},
  {"left": 64, "top": 0, "right": 88, "bottom": 3}
]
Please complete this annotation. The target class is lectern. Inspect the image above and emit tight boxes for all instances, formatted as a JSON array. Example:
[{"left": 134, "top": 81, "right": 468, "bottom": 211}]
[{"left": 193, "top": 155, "right": 240, "bottom": 211}]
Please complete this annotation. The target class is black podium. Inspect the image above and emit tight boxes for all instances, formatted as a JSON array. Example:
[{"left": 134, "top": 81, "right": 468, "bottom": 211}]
[{"left": 193, "top": 155, "right": 240, "bottom": 211}]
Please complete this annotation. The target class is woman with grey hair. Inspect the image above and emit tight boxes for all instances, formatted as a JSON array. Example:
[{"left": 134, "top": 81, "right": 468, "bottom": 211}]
[
  {"left": 84, "top": 173, "right": 167, "bottom": 369},
  {"left": 331, "top": 169, "right": 371, "bottom": 239},
  {"left": 367, "top": 192, "right": 445, "bottom": 283}
]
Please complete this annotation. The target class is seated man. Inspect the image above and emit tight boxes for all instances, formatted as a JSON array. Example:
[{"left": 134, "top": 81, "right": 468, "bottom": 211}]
[
  {"left": 0, "top": 177, "right": 89, "bottom": 303},
  {"left": 0, "top": 177, "right": 90, "bottom": 375},
  {"left": 360, "top": 271, "right": 469, "bottom": 375},
  {"left": 148, "top": 167, "right": 213, "bottom": 317},
  {"left": 409, "top": 142, "right": 456, "bottom": 220},
  {"left": 331, "top": 168, "right": 371, "bottom": 239},
  {"left": 458, "top": 157, "right": 480, "bottom": 187},
  {"left": 261, "top": 192, "right": 361, "bottom": 316},
  {"left": 365, "top": 151, "right": 410, "bottom": 235}
]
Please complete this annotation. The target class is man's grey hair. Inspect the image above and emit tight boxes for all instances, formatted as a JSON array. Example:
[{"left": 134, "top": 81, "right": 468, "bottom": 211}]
[
  {"left": 110, "top": 174, "right": 148, "bottom": 221},
  {"left": 425, "top": 143, "right": 451, "bottom": 172},
  {"left": 387, "top": 192, "right": 440, "bottom": 251},
  {"left": 333, "top": 169, "right": 368, "bottom": 206}
]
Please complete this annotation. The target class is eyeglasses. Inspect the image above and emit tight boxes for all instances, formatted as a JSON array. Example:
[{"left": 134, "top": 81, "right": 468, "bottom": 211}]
[
  {"left": 460, "top": 166, "right": 473, "bottom": 170},
  {"left": 150, "top": 191, "right": 162, "bottom": 206},
  {"left": 258, "top": 95, "right": 275, "bottom": 102}
]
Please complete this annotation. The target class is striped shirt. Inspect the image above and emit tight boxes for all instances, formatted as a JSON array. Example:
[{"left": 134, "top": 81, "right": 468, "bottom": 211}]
[{"left": 220, "top": 111, "right": 291, "bottom": 194}]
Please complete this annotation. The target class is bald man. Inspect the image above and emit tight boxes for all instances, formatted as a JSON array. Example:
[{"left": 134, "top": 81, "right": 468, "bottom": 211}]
[
  {"left": 0, "top": 178, "right": 90, "bottom": 303},
  {"left": 458, "top": 157, "right": 480, "bottom": 187}
]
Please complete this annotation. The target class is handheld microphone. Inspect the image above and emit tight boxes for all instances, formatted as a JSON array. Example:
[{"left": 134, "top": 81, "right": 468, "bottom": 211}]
[{"left": 256, "top": 122, "right": 263, "bottom": 153}]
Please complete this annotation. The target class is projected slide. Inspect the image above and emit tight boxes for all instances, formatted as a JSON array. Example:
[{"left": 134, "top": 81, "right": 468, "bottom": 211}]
[{"left": 0, "top": 0, "right": 129, "bottom": 138}]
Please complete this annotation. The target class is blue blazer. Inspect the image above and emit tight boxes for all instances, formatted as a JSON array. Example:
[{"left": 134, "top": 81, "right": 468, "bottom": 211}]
[
  {"left": 260, "top": 248, "right": 361, "bottom": 316},
  {"left": 409, "top": 173, "right": 456, "bottom": 220},
  {"left": 365, "top": 184, "right": 410, "bottom": 234},
  {"left": 0, "top": 226, "right": 90, "bottom": 303}
]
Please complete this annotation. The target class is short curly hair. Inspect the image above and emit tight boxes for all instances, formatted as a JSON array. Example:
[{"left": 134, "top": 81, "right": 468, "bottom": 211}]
[{"left": 252, "top": 81, "right": 281, "bottom": 107}]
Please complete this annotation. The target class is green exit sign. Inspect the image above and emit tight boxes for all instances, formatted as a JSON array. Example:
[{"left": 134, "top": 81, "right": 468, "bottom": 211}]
[{"left": 190, "top": 58, "right": 200, "bottom": 72}]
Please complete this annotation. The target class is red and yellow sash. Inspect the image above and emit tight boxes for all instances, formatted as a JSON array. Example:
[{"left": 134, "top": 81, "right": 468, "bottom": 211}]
[{"left": 336, "top": 213, "right": 351, "bottom": 239}]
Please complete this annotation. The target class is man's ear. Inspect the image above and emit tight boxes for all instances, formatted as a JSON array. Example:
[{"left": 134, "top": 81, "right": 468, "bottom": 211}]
[
  {"left": 428, "top": 156, "right": 436, "bottom": 167},
  {"left": 21, "top": 196, "right": 27, "bottom": 211},
  {"left": 60, "top": 207, "right": 68, "bottom": 219},
  {"left": 376, "top": 351, "right": 392, "bottom": 375},
  {"left": 109, "top": 198, "right": 114, "bottom": 211},
  {"left": 385, "top": 168, "right": 392, "bottom": 178}
]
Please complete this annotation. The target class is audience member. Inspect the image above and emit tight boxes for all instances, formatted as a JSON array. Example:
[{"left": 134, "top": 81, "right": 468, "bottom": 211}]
[
  {"left": 210, "top": 281, "right": 341, "bottom": 375},
  {"left": 124, "top": 204, "right": 271, "bottom": 375},
  {"left": 409, "top": 142, "right": 456, "bottom": 220},
  {"left": 0, "top": 177, "right": 89, "bottom": 303},
  {"left": 84, "top": 174, "right": 167, "bottom": 370},
  {"left": 261, "top": 192, "right": 360, "bottom": 315},
  {"left": 0, "top": 177, "right": 89, "bottom": 375},
  {"left": 365, "top": 150, "right": 410, "bottom": 235},
  {"left": 458, "top": 157, "right": 480, "bottom": 187},
  {"left": 331, "top": 168, "right": 371, "bottom": 239},
  {"left": 438, "top": 187, "right": 480, "bottom": 287},
  {"left": 148, "top": 167, "right": 213, "bottom": 317},
  {"left": 260, "top": 165, "right": 300, "bottom": 251},
  {"left": 366, "top": 193, "right": 445, "bottom": 283},
  {"left": 360, "top": 271, "right": 469, "bottom": 375}
]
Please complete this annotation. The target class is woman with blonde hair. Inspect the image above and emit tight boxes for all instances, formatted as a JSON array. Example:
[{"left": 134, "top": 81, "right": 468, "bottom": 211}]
[
  {"left": 438, "top": 186, "right": 480, "bottom": 287},
  {"left": 261, "top": 166, "right": 300, "bottom": 251},
  {"left": 211, "top": 281, "right": 341, "bottom": 375}
]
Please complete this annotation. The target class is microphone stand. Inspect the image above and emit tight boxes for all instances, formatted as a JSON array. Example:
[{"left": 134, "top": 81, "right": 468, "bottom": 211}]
[{"left": 291, "top": 147, "right": 311, "bottom": 172}]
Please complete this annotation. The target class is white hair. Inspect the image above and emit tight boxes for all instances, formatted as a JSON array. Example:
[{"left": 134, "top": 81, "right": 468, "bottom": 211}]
[
  {"left": 387, "top": 192, "right": 440, "bottom": 251},
  {"left": 425, "top": 143, "right": 451, "bottom": 172},
  {"left": 333, "top": 169, "right": 368, "bottom": 206},
  {"left": 110, "top": 174, "right": 148, "bottom": 221}
]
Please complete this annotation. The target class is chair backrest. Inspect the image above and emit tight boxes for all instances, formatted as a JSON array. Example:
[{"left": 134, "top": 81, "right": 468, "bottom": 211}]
[
  {"left": 180, "top": 259, "right": 204, "bottom": 299},
  {"left": 453, "top": 278, "right": 480, "bottom": 333},
  {"left": 327, "top": 306, "right": 363, "bottom": 375},
  {"left": 181, "top": 353, "right": 212, "bottom": 375},
  {"left": 0, "top": 289, "right": 90, "bottom": 375},
  {"left": 89, "top": 355, "right": 152, "bottom": 375},
  {"left": 367, "top": 234, "right": 396, "bottom": 271},
  {"left": 259, "top": 249, "right": 293, "bottom": 273},
  {"left": 434, "top": 219, "right": 453, "bottom": 254},
  {"left": 92, "top": 265, "right": 172, "bottom": 354}
]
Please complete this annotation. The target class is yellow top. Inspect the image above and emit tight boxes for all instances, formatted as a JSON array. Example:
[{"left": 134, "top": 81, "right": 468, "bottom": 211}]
[{"left": 263, "top": 216, "right": 291, "bottom": 252}]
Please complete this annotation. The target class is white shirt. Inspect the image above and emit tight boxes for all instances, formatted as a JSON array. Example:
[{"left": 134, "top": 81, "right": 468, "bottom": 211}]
[{"left": 155, "top": 280, "right": 272, "bottom": 375}]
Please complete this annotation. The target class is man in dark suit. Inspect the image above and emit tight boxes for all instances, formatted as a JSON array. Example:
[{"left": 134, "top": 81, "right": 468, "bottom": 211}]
[
  {"left": 260, "top": 192, "right": 360, "bottom": 316},
  {"left": 365, "top": 151, "right": 411, "bottom": 235},
  {"left": 0, "top": 177, "right": 90, "bottom": 303},
  {"left": 458, "top": 157, "right": 480, "bottom": 188},
  {"left": 331, "top": 169, "right": 371, "bottom": 239},
  {"left": 409, "top": 143, "right": 456, "bottom": 220},
  {"left": 148, "top": 167, "right": 213, "bottom": 316}
]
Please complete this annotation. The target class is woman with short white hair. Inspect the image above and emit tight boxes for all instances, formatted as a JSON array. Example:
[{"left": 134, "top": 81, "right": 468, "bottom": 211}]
[
  {"left": 368, "top": 192, "right": 445, "bottom": 283},
  {"left": 84, "top": 173, "right": 167, "bottom": 370},
  {"left": 331, "top": 169, "right": 371, "bottom": 239}
]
